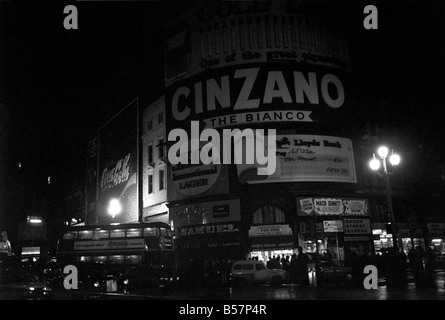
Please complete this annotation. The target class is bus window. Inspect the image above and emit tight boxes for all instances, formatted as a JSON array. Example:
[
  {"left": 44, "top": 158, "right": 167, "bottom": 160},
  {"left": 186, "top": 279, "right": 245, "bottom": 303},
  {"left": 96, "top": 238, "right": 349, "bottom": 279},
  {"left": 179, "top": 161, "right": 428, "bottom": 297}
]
[
  {"left": 63, "top": 232, "right": 77, "bottom": 240},
  {"left": 126, "top": 229, "right": 142, "bottom": 237},
  {"left": 143, "top": 227, "right": 157, "bottom": 237},
  {"left": 77, "top": 256, "right": 91, "bottom": 263},
  {"left": 125, "top": 255, "right": 142, "bottom": 264},
  {"left": 160, "top": 228, "right": 167, "bottom": 236},
  {"left": 110, "top": 229, "right": 125, "bottom": 238},
  {"left": 93, "top": 230, "right": 109, "bottom": 239},
  {"left": 93, "top": 256, "right": 108, "bottom": 264},
  {"left": 78, "top": 230, "right": 93, "bottom": 239},
  {"left": 109, "top": 255, "right": 124, "bottom": 264}
]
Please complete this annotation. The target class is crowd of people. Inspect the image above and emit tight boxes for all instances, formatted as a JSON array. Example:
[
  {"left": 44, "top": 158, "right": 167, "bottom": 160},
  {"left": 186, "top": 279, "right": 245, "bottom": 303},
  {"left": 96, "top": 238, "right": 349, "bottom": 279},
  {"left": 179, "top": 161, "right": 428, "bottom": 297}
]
[{"left": 181, "top": 245, "right": 442, "bottom": 289}]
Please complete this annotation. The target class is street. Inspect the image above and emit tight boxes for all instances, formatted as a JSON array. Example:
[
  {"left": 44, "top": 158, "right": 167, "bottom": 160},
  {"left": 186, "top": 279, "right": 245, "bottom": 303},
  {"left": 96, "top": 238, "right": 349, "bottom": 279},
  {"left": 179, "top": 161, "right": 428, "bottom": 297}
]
[{"left": 52, "top": 269, "right": 445, "bottom": 300}]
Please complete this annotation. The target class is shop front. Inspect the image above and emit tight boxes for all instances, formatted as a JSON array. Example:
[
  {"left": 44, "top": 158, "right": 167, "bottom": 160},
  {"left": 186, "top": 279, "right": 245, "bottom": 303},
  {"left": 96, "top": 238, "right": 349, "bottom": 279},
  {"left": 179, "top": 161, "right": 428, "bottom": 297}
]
[
  {"left": 296, "top": 197, "right": 372, "bottom": 266},
  {"left": 372, "top": 222, "right": 426, "bottom": 254},
  {"left": 248, "top": 224, "right": 296, "bottom": 264},
  {"left": 170, "top": 198, "right": 244, "bottom": 273},
  {"left": 427, "top": 223, "right": 445, "bottom": 254}
]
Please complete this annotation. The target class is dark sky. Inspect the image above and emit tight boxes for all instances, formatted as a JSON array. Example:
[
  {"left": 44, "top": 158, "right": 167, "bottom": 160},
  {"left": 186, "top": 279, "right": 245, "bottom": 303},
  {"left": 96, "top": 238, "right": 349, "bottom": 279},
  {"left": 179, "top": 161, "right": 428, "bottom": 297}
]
[{"left": 1, "top": 0, "right": 444, "bottom": 229}]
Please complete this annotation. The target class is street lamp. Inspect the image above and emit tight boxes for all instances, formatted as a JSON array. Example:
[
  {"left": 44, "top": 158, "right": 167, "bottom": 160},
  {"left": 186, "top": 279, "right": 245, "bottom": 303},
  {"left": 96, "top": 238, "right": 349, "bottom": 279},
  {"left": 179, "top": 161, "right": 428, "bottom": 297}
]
[
  {"left": 107, "top": 198, "right": 122, "bottom": 220},
  {"left": 369, "top": 146, "right": 401, "bottom": 251}
]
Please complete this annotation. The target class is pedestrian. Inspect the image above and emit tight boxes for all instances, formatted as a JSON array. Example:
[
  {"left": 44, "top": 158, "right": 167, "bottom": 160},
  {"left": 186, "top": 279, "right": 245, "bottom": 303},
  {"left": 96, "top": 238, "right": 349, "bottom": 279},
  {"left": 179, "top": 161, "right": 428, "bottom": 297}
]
[
  {"left": 296, "top": 246, "right": 309, "bottom": 286},
  {"left": 290, "top": 253, "right": 298, "bottom": 284}
]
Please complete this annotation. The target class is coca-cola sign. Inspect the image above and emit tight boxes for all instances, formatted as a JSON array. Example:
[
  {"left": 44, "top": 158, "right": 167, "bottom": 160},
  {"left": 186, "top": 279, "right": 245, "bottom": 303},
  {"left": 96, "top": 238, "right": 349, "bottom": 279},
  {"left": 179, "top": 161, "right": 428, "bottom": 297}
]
[
  {"left": 96, "top": 98, "right": 139, "bottom": 224},
  {"left": 101, "top": 153, "right": 131, "bottom": 190}
]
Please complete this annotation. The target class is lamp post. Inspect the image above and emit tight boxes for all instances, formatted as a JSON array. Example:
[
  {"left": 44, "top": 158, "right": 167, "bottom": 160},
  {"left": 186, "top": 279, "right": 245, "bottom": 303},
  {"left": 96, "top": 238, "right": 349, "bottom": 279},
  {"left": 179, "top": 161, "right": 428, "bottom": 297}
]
[
  {"left": 369, "top": 146, "right": 401, "bottom": 251},
  {"left": 107, "top": 198, "right": 122, "bottom": 221}
]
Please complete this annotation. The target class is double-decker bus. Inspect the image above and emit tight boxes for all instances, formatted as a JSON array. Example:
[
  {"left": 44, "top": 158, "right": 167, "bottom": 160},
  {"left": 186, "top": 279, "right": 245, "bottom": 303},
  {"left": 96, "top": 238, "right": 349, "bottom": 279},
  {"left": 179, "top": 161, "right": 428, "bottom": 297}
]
[{"left": 56, "top": 222, "right": 175, "bottom": 290}]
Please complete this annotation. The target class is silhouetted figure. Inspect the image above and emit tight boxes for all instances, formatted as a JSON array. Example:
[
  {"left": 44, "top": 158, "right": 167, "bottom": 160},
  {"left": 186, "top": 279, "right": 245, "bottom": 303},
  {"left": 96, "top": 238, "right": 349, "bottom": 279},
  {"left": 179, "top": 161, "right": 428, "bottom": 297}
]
[
  {"left": 409, "top": 246, "right": 426, "bottom": 288},
  {"left": 290, "top": 254, "right": 298, "bottom": 284},
  {"left": 296, "top": 246, "right": 309, "bottom": 286}
]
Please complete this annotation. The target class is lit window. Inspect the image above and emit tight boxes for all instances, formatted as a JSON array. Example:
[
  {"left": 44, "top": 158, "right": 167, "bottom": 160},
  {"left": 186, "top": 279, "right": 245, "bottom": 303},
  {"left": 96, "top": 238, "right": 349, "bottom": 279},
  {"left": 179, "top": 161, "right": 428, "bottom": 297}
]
[
  {"left": 63, "top": 232, "right": 77, "bottom": 240},
  {"left": 93, "top": 230, "right": 109, "bottom": 239},
  {"left": 143, "top": 227, "right": 157, "bottom": 237},
  {"left": 126, "top": 229, "right": 142, "bottom": 237},
  {"left": 93, "top": 256, "right": 108, "bottom": 264},
  {"left": 125, "top": 255, "right": 142, "bottom": 264},
  {"left": 78, "top": 230, "right": 93, "bottom": 239},
  {"left": 109, "top": 255, "right": 124, "bottom": 264},
  {"left": 110, "top": 229, "right": 125, "bottom": 238},
  {"left": 78, "top": 256, "right": 91, "bottom": 263}
]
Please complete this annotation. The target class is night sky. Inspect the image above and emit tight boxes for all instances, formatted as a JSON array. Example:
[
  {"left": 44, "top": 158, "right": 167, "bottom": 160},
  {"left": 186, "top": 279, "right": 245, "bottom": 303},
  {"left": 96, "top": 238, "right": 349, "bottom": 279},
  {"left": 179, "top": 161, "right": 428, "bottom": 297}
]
[{"left": 1, "top": 0, "right": 444, "bottom": 232}]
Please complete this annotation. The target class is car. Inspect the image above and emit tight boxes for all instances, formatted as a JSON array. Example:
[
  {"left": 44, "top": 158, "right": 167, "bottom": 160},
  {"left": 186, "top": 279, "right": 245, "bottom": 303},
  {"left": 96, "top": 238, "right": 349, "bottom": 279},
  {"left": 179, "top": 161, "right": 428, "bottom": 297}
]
[
  {"left": 0, "top": 255, "right": 53, "bottom": 300},
  {"left": 230, "top": 260, "right": 288, "bottom": 287},
  {"left": 317, "top": 260, "right": 354, "bottom": 285}
]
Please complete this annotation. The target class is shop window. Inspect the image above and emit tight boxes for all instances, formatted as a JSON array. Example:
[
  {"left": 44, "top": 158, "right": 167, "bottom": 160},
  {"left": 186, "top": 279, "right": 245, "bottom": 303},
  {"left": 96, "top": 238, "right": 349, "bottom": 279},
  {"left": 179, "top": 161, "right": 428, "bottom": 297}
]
[{"left": 252, "top": 206, "right": 286, "bottom": 225}]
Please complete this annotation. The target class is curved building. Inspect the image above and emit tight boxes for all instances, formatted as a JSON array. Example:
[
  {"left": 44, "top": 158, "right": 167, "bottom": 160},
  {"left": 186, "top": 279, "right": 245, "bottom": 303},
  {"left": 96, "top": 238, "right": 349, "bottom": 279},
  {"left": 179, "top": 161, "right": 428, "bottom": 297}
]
[{"left": 161, "top": 0, "right": 371, "bottom": 275}]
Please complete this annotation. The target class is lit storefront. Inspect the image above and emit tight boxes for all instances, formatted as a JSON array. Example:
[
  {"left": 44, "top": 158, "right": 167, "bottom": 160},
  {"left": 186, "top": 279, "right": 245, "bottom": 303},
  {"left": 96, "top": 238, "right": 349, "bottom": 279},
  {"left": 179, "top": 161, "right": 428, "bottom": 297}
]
[
  {"left": 427, "top": 223, "right": 445, "bottom": 254},
  {"left": 248, "top": 220, "right": 296, "bottom": 263},
  {"left": 170, "top": 198, "right": 245, "bottom": 268},
  {"left": 297, "top": 197, "right": 372, "bottom": 265},
  {"left": 372, "top": 222, "right": 426, "bottom": 254}
]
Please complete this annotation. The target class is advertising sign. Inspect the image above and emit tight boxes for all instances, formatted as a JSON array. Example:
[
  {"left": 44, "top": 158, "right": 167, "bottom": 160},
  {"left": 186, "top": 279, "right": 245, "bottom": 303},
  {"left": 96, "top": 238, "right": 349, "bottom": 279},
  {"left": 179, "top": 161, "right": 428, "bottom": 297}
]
[
  {"left": 343, "top": 219, "right": 372, "bottom": 235},
  {"left": 297, "top": 197, "right": 369, "bottom": 216},
  {"left": 248, "top": 224, "right": 293, "bottom": 237},
  {"left": 323, "top": 220, "right": 344, "bottom": 233},
  {"left": 165, "top": 64, "right": 347, "bottom": 133},
  {"left": 164, "top": 2, "right": 351, "bottom": 86},
  {"left": 74, "top": 239, "right": 145, "bottom": 251},
  {"left": 171, "top": 163, "right": 221, "bottom": 196},
  {"left": 97, "top": 99, "right": 139, "bottom": 224},
  {"left": 171, "top": 198, "right": 241, "bottom": 229},
  {"left": 85, "top": 136, "right": 98, "bottom": 224},
  {"left": 238, "top": 135, "right": 356, "bottom": 184}
]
